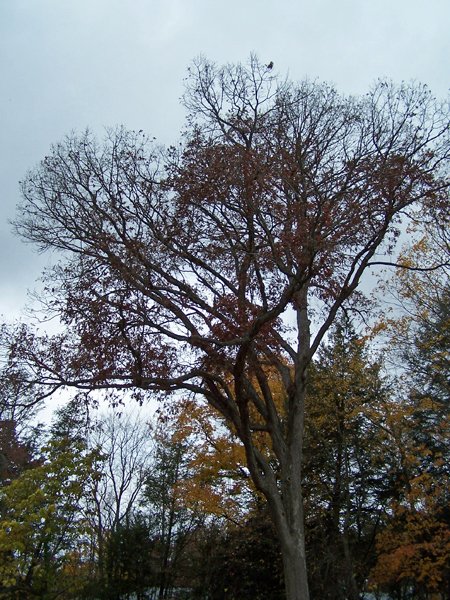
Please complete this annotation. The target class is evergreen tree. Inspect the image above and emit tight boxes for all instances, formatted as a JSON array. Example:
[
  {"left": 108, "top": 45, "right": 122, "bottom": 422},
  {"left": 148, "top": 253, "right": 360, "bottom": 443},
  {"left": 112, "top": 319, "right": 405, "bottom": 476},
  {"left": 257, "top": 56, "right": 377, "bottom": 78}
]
[{"left": 303, "top": 317, "right": 391, "bottom": 599}]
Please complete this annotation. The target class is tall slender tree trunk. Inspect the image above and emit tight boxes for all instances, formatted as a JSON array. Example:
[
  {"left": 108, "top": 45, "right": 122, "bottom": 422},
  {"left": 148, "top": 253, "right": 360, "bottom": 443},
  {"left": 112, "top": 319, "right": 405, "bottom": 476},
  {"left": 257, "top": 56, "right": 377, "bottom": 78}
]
[
  {"left": 278, "top": 292, "right": 311, "bottom": 600},
  {"left": 278, "top": 294, "right": 310, "bottom": 600},
  {"left": 253, "top": 442, "right": 310, "bottom": 600},
  {"left": 266, "top": 427, "right": 310, "bottom": 600},
  {"left": 280, "top": 530, "right": 310, "bottom": 600}
]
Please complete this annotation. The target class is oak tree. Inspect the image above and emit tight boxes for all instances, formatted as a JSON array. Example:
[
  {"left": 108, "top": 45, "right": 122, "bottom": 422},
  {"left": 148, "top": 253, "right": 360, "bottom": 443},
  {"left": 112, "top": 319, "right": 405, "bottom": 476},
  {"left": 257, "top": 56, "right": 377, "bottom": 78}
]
[{"left": 7, "top": 57, "right": 449, "bottom": 599}]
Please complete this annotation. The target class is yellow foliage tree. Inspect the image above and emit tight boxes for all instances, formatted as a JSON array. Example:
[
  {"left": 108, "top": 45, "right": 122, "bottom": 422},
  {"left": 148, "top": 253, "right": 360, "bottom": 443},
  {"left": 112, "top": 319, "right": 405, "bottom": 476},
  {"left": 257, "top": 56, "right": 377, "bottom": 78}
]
[{"left": 0, "top": 439, "right": 102, "bottom": 599}]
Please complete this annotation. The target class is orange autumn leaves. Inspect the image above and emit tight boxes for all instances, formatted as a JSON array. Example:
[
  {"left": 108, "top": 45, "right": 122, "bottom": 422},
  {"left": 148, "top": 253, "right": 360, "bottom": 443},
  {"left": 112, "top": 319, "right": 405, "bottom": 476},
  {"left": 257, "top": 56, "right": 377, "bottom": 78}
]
[
  {"left": 156, "top": 369, "right": 288, "bottom": 522},
  {"left": 370, "top": 473, "right": 450, "bottom": 593}
]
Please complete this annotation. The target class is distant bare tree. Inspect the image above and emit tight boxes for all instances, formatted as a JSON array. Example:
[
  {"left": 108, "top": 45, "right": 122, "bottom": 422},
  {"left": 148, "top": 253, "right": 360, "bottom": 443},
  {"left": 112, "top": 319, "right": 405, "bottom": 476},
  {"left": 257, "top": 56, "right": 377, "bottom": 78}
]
[{"left": 87, "top": 411, "right": 153, "bottom": 586}]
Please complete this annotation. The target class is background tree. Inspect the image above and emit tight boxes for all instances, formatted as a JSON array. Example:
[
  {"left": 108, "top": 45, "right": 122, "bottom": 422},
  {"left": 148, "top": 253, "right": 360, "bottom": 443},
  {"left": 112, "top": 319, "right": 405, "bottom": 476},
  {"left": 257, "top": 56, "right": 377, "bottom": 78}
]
[
  {"left": 394, "top": 230, "right": 449, "bottom": 479},
  {"left": 206, "top": 508, "right": 284, "bottom": 600},
  {"left": 50, "top": 395, "right": 95, "bottom": 444},
  {"left": 101, "top": 515, "right": 155, "bottom": 600},
  {"left": 303, "top": 317, "right": 393, "bottom": 599},
  {"left": 50, "top": 405, "right": 154, "bottom": 597},
  {"left": 164, "top": 396, "right": 259, "bottom": 523},
  {"left": 142, "top": 418, "right": 206, "bottom": 599},
  {"left": 0, "top": 341, "right": 45, "bottom": 476},
  {"left": 87, "top": 411, "right": 152, "bottom": 561},
  {"left": 0, "top": 420, "right": 35, "bottom": 486},
  {"left": 5, "top": 57, "right": 449, "bottom": 599},
  {"left": 0, "top": 331, "right": 44, "bottom": 426},
  {"left": 0, "top": 438, "right": 102, "bottom": 599},
  {"left": 369, "top": 477, "right": 450, "bottom": 599},
  {"left": 369, "top": 223, "right": 450, "bottom": 598}
]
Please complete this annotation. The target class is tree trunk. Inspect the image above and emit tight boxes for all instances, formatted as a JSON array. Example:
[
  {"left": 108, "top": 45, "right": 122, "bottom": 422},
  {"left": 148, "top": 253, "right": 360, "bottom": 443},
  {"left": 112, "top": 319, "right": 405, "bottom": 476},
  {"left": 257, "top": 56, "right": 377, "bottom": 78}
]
[
  {"left": 279, "top": 289, "right": 310, "bottom": 600},
  {"left": 254, "top": 458, "right": 310, "bottom": 600},
  {"left": 281, "top": 536, "right": 310, "bottom": 600},
  {"left": 266, "top": 462, "right": 310, "bottom": 600}
]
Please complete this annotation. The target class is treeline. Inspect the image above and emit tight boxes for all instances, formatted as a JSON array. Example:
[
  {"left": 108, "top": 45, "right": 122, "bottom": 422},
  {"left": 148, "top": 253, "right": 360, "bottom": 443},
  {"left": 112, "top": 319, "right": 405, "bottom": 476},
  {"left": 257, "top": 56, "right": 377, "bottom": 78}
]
[{"left": 0, "top": 239, "right": 449, "bottom": 599}]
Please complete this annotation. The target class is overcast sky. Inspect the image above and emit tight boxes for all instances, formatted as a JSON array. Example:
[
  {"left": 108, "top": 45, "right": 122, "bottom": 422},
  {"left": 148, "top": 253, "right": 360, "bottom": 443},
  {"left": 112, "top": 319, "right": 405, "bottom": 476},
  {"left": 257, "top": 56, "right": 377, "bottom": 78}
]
[{"left": 1, "top": 0, "right": 449, "bottom": 322}]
